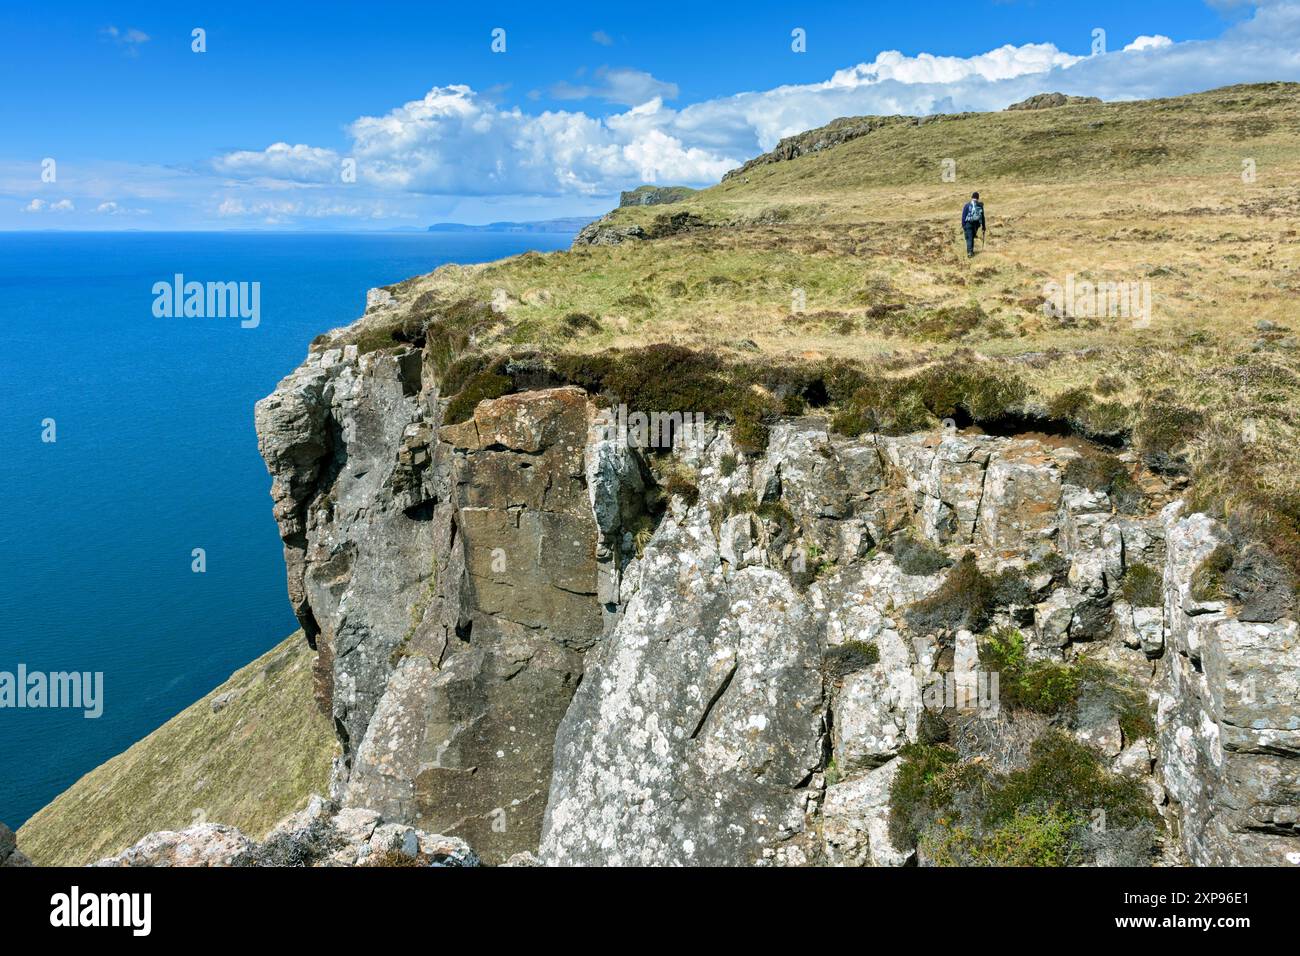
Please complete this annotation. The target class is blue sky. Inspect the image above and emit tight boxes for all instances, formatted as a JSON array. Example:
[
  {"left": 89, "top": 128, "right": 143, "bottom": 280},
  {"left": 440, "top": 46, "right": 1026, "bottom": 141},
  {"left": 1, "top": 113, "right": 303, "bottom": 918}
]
[{"left": 2, "top": 0, "right": 1294, "bottom": 230}]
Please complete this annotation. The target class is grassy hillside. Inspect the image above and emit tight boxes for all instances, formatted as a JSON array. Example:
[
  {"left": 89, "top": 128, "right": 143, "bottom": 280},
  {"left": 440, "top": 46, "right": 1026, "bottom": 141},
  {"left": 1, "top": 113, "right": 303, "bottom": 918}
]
[
  {"left": 331, "top": 82, "right": 1300, "bottom": 577},
  {"left": 18, "top": 633, "right": 337, "bottom": 866}
]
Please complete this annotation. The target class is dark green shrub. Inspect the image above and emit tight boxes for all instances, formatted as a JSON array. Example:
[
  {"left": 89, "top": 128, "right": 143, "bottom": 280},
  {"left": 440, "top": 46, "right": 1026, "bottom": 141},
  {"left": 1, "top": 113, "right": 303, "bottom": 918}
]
[
  {"left": 444, "top": 371, "right": 512, "bottom": 424},
  {"left": 1121, "top": 563, "right": 1163, "bottom": 607},
  {"left": 983, "top": 732, "right": 1156, "bottom": 831},
  {"left": 980, "top": 628, "right": 1093, "bottom": 715},
  {"left": 890, "top": 532, "right": 953, "bottom": 576},
  {"left": 888, "top": 743, "right": 960, "bottom": 848},
  {"left": 904, "top": 553, "right": 997, "bottom": 633},
  {"left": 1190, "top": 543, "right": 1234, "bottom": 601},
  {"left": 825, "top": 640, "right": 880, "bottom": 678}
]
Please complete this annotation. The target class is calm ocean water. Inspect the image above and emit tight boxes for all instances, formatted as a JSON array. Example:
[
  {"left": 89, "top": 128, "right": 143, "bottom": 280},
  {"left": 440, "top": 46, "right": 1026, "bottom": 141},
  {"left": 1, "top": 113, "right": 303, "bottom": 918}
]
[{"left": 0, "top": 230, "right": 574, "bottom": 828}]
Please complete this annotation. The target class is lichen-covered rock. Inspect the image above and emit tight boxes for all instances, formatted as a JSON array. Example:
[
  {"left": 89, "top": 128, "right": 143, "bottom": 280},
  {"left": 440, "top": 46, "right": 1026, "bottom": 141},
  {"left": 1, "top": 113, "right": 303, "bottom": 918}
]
[
  {"left": 94, "top": 824, "right": 255, "bottom": 867},
  {"left": 1156, "top": 505, "right": 1300, "bottom": 866},
  {"left": 822, "top": 760, "right": 912, "bottom": 866},
  {"left": 833, "top": 655, "right": 922, "bottom": 772},
  {"left": 254, "top": 311, "right": 1296, "bottom": 870},
  {"left": 95, "top": 801, "right": 479, "bottom": 868},
  {"left": 978, "top": 441, "right": 1064, "bottom": 555},
  {"left": 572, "top": 215, "right": 647, "bottom": 246},
  {"left": 541, "top": 505, "right": 826, "bottom": 865}
]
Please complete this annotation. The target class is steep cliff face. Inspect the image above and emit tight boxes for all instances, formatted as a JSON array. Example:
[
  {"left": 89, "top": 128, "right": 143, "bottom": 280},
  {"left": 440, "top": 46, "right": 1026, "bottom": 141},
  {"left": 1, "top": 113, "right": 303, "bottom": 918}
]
[
  {"left": 256, "top": 309, "right": 605, "bottom": 861},
  {"left": 253, "top": 326, "right": 1300, "bottom": 866}
]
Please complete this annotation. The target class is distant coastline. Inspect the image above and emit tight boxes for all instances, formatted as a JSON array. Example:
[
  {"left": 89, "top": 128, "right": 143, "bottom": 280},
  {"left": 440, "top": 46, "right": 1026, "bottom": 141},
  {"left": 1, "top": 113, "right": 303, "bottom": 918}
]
[{"left": 427, "top": 217, "right": 592, "bottom": 235}]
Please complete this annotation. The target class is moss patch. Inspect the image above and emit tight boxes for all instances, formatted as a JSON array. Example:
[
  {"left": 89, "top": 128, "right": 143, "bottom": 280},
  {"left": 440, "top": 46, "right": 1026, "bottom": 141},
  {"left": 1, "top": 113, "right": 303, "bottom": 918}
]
[{"left": 825, "top": 640, "right": 880, "bottom": 678}]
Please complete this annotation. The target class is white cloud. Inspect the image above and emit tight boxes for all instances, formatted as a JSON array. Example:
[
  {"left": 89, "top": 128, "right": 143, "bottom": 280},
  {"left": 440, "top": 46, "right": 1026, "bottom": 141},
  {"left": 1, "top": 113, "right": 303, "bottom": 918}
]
[
  {"left": 592, "top": 30, "right": 614, "bottom": 47},
  {"left": 825, "top": 43, "right": 1082, "bottom": 87},
  {"left": 94, "top": 200, "right": 149, "bottom": 215},
  {"left": 213, "top": 143, "right": 342, "bottom": 183},
  {"left": 23, "top": 198, "right": 75, "bottom": 212},
  {"left": 1124, "top": 35, "right": 1175, "bottom": 52}
]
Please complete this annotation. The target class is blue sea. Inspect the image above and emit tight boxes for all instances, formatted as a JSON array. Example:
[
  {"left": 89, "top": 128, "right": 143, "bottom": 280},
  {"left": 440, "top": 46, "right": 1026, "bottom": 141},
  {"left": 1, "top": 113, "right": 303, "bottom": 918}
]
[{"left": 0, "top": 230, "right": 575, "bottom": 829}]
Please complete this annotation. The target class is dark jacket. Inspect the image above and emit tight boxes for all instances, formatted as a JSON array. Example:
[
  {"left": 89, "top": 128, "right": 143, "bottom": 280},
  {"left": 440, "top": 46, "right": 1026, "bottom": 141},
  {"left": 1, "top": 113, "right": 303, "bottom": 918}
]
[{"left": 961, "top": 200, "right": 985, "bottom": 229}]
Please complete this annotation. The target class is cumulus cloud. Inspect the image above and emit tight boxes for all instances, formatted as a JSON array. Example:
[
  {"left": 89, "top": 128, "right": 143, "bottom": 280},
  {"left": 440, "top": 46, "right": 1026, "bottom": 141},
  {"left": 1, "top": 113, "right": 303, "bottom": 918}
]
[
  {"left": 204, "top": 0, "right": 1300, "bottom": 212},
  {"left": 213, "top": 143, "right": 342, "bottom": 183},
  {"left": 592, "top": 30, "right": 614, "bottom": 47},
  {"left": 825, "top": 43, "right": 1082, "bottom": 87},
  {"left": 23, "top": 199, "right": 45, "bottom": 212},
  {"left": 1124, "top": 35, "right": 1175, "bottom": 52}
]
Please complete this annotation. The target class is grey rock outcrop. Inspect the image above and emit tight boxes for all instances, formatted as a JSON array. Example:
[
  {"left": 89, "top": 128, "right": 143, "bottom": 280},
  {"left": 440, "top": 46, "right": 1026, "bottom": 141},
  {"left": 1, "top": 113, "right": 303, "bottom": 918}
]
[
  {"left": 572, "top": 215, "right": 647, "bottom": 246},
  {"left": 619, "top": 185, "right": 695, "bottom": 207},
  {"left": 258, "top": 358, "right": 601, "bottom": 862},
  {"left": 1155, "top": 503, "right": 1300, "bottom": 866},
  {"left": 93, "top": 824, "right": 255, "bottom": 867},
  {"left": 93, "top": 799, "right": 478, "bottom": 867},
  {"left": 1005, "top": 92, "right": 1103, "bottom": 111},
  {"left": 0, "top": 822, "right": 31, "bottom": 867}
]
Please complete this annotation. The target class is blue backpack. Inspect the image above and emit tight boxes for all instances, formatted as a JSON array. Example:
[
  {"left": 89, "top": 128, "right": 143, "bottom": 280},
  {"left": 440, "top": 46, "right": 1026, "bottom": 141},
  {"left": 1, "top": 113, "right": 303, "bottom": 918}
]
[{"left": 963, "top": 201, "right": 983, "bottom": 225}]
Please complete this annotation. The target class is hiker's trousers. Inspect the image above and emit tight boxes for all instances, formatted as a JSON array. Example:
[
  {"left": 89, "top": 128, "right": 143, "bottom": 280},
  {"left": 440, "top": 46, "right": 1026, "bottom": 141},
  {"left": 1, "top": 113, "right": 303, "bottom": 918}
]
[{"left": 964, "top": 223, "right": 979, "bottom": 255}]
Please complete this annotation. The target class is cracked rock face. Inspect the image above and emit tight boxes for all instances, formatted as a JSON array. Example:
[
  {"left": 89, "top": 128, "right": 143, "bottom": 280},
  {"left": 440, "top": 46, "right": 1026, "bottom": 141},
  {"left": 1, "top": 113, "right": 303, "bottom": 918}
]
[
  {"left": 258, "top": 345, "right": 600, "bottom": 862},
  {"left": 258, "top": 327, "right": 1297, "bottom": 868},
  {"left": 1156, "top": 504, "right": 1300, "bottom": 865},
  {"left": 542, "top": 514, "right": 827, "bottom": 866}
]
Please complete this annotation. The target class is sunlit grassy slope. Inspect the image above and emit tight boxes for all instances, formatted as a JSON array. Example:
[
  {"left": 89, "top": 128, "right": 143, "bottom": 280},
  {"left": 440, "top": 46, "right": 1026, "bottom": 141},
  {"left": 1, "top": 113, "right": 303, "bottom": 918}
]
[
  {"left": 18, "top": 633, "right": 337, "bottom": 866},
  {"left": 330, "top": 82, "right": 1299, "bottom": 570}
]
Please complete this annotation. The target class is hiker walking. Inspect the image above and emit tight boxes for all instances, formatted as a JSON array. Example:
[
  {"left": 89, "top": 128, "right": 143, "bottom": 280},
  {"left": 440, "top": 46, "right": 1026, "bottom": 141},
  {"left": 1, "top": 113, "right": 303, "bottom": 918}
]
[{"left": 961, "top": 191, "right": 986, "bottom": 258}]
